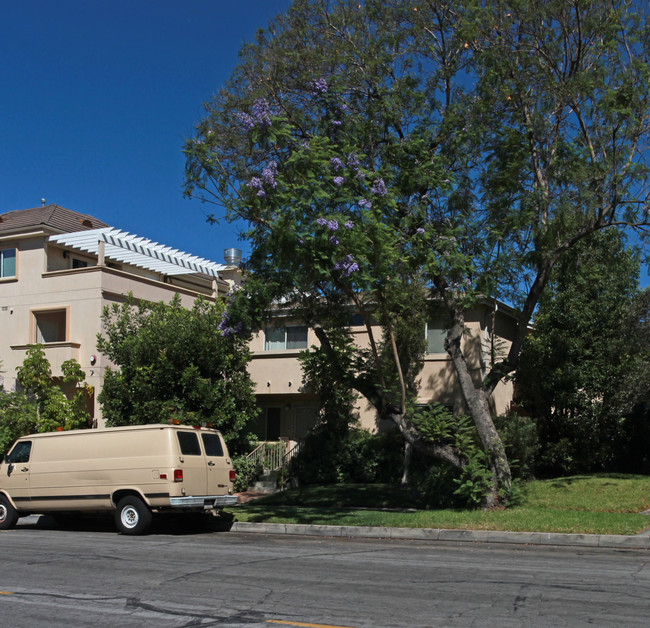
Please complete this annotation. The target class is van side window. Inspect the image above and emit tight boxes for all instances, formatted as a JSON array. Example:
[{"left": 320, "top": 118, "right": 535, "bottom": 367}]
[
  {"left": 201, "top": 433, "right": 224, "bottom": 457},
  {"left": 177, "top": 432, "right": 201, "bottom": 456},
  {"left": 8, "top": 441, "right": 32, "bottom": 464}
]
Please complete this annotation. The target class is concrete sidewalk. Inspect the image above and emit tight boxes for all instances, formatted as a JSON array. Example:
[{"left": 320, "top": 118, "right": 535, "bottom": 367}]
[{"left": 229, "top": 520, "right": 650, "bottom": 549}]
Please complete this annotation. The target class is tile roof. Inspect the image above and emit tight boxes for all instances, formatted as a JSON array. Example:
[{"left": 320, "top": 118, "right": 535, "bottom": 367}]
[{"left": 0, "top": 205, "right": 109, "bottom": 235}]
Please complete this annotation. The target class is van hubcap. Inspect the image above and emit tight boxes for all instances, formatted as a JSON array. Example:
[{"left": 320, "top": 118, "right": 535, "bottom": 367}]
[
  {"left": 0, "top": 504, "right": 7, "bottom": 523},
  {"left": 121, "top": 506, "right": 138, "bottom": 528}
]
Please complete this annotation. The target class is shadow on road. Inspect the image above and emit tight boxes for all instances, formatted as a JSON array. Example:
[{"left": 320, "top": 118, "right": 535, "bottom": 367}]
[{"left": 16, "top": 512, "right": 235, "bottom": 536}]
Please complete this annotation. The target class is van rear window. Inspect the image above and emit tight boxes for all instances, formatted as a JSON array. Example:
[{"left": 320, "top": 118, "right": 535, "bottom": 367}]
[
  {"left": 177, "top": 432, "right": 201, "bottom": 456},
  {"left": 202, "top": 433, "right": 224, "bottom": 457}
]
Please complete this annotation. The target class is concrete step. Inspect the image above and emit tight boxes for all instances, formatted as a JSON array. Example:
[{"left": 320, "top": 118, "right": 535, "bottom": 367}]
[{"left": 250, "top": 469, "right": 279, "bottom": 493}]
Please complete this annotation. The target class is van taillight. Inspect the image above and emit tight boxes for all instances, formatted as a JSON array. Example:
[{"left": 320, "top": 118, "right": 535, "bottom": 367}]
[
  {"left": 229, "top": 470, "right": 236, "bottom": 482},
  {"left": 174, "top": 469, "right": 183, "bottom": 482}
]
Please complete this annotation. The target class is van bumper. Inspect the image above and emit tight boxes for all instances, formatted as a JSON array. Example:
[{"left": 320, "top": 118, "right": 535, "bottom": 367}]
[{"left": 168, "top": 495, "right": 239, "bottom": 509}]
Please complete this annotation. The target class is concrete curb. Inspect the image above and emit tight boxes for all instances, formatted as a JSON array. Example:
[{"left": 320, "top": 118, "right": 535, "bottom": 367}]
[{"left": 230, "top": 521, "right": 650, "bottom": 549}]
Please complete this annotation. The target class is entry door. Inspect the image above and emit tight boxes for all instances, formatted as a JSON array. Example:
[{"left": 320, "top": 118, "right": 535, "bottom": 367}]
[
  {"left": 176, "top": 431, "right": 207, "bottom": 497},
  {"left": 201, "top": 432, "right": 230, "bottom": 495},
  {"left": 2, "top": 440, "right": 32, "bottom": 506}
]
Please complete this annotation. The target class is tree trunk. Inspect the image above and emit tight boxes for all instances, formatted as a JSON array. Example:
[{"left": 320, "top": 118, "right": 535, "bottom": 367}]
[
  {"left": 444, "top": 304, "right": 512, "bottom": 506},
  {"left": 401, "top": 440, "right": 413, "bottom": 486}
]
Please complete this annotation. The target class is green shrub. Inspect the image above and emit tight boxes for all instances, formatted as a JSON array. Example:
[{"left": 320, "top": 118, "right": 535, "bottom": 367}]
[
  {"left": 494, "top": 412, "right": 540, "bottom": 480},
  {"left": 289, "top": 425, "right": 404, "bottom": 486},
  {"left": 232, "top": 454, "right": 262, "bottom": 493}
]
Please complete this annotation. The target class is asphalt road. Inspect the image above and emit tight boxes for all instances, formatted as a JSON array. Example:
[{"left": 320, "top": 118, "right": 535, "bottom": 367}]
[{"left": 1, "top": 518, "right": 649, "bottom": 627}]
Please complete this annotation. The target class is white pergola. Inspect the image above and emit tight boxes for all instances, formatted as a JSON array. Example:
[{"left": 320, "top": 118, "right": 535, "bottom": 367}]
[{"left": 48, "top": 228, "right": 227, "bottom": 278}]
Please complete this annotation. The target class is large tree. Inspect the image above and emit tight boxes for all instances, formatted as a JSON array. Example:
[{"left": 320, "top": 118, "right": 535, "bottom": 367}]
[
  {"left": 184, "top": 0, "right": 650, "bottom": 504},
  {"left": 97, "top": 294, "right": 258, "bottom": 453},
  {"left": 516, "top": 230, "right": 647, "bottom": 475}
]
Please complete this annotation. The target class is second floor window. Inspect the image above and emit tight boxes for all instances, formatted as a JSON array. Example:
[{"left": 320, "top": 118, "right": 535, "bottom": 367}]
[
  {"left": 0, "top": 248, "right": 16, "bottom": 278},
  {"left": 34, "top": 309, "right": 67, "bottom": 343},
  {"left": 264, "top": 325, "right": 308, "bottom": 351}
]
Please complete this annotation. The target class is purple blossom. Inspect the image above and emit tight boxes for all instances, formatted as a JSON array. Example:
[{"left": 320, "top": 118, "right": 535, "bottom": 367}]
[
  {"left": 256, "top": 189, "right": 266, "bottom": 198},
  {"left": 262, "top": 161, "right": 278, "bottom": 189},
  {"left": 344, "top": 221, "right": 354, "bottom": 229},
  {"left": 347, "top": 152, "right": 360, "bottom": 170},
  {"left": 333, "top": 254, "right": 359, "bottom": 278},
  {"left": 330, "top": 157, "right": 344, "bottom": 171},
  {"left": 217, "top": 311, "right": 229, "bottom": 331},
  {"left": 311, "top": 77, "right": 328, "bottom": 95},
  {"left": 301, "top": 140, "right": 310, "bottom": 150},
  {"left": 356, "top": 171, "right": 366, "bottom": 180},
  {"left": 329, "top": 235, "right": 340, "bottom": 245},
  {"left": 327, "top": 220, "right": 339, "bottom": 231},
  {"left": 252, "top": 99, "right": 272, "bottom": 128},
  {"left": 316, "top": 217, "right": 328, "bottom": 226},
  {"left": 371, "top": 178, "right": 388, "bottom": 197},
  {"left": 337, "top": 102, "right": 349, "bottom": 113},
  {"left": 443, "top": 178, "right": 451, "bottom": 184},
  {"left": 358, "top": 198, "right": 372, "bottom": 209},
  {"left": 416, "top": 227, "right": 425, "bottom": 235},
  {"left": 236, "top": 112, "right": 256, "bottom": 131},
  {"left": 333, "top": 176, "right": 344, "bottom": 187},
  {"left": 332, "top": 120, "right": 342, "bottom": 127},
  {"left": 246, "top": 177, "right": 263, "bottom": 191}
]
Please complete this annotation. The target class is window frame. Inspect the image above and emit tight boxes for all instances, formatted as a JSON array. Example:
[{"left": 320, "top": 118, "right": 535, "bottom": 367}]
[
  {"left": 263, "top": 325, "right": 308, "bottom": 351},
  {"left": 32, "top": 307, "right": 69, "bottom": 344},
  {"left": 0, "top": 247, "right": 17, "bottom": 279},
  {"left": 425, "top": 321, "right": 448, "bottom": 355}
]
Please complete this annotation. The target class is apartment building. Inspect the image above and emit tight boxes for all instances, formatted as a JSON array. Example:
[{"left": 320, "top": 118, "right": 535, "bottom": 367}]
[
  {"left": 248, "top": 302, "right": 517, "bottom": 442},
  {"left": 0, "top": 205, "right": 237, "bottom": 424},
  {"left": 1, "top": 204, "right": 516, "bottom": 437}
]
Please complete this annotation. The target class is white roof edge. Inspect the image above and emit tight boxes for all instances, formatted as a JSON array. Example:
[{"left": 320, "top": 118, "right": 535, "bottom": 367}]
[{"left": 48, "top": 228, "right": 227, "bottom": 278}]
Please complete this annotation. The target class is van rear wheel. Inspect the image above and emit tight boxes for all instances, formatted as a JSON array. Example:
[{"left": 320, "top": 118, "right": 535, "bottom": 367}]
[
  {"left": 0, "top": 495, "right": 18, "bottom": 530},
  {"left": 115, "top": 496, "right": 152, "bottom": 535}
]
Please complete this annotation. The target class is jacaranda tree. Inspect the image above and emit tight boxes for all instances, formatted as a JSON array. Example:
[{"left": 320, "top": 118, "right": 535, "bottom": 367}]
[{"left": 184, "top": 0, "right": 650, "bottom": 505}]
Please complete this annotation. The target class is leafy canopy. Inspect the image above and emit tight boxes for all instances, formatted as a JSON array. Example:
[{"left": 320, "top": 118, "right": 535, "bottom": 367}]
[
  {"left": 97, "top": 293, "right": 258, "bottom": 453},
  {"left": 183, "top": 0, "right": 650, "bottom": 503}
]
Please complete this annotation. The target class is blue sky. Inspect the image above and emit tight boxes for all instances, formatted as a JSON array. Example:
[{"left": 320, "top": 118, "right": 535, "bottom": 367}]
[{"left": 1, "top": 0, "right": 291, "bottom": 265}]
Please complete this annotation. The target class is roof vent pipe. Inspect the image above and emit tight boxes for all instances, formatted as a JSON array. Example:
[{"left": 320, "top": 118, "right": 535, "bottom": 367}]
[{"left": 224, "top": 248, "right": 242, "bottom": 266}]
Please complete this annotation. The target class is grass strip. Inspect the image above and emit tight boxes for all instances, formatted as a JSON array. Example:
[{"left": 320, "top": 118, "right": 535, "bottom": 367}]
[{"left": 227, "top": 474, "right": 650, "bottom": 536}]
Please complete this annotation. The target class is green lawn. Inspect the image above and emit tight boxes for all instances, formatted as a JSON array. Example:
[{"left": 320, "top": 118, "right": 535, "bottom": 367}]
[{"left": 226, "top": 474, "right": 650, "bottom": 536}]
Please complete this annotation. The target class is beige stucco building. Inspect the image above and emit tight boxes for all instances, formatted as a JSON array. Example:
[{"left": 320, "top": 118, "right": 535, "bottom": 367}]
[
  {"left": 1, "top": 205, "right": 516, "bottom": 437},
  {"left": 249, "top": 302, "right": 517, "bottom": 441},
  {"left": 0, "top": 205, "right": 238, "bottom": 424}
]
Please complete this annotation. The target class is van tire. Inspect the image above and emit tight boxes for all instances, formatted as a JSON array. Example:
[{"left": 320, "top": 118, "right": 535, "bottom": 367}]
[
  {"left": 115, "top": 496, "right": 152, "bottom": 535},
  {"left": 0, "top": 495, "right": 18, "bottom": 530}
]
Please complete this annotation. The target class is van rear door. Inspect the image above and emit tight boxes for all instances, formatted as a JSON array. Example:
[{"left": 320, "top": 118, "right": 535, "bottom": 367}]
[
  {"left": 175, "top": 430, "right": 208, "bottom": 497},
  {"left": 200, "top": 432, "right": 231, "bottom": 495}
]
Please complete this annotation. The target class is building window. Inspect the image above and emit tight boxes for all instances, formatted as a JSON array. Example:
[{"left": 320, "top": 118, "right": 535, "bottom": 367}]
[
  {"left": 71, "top": 258, "right": 89, "bottom": 269},
  {"left": 426, "top": 322, "right": 447, "bottom": 354},
  {"left": 264, "top": 325, "right": 308, "bottom": 351},
  {"left": 0, "top": 248, "right": 16, "bottom": 278},
  {"left": 34, "top": 309, "right": 67, "bottom": 343}
]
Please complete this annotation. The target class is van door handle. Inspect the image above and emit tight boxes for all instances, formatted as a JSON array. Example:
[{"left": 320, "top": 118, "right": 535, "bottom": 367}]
[
  {"left": 21, "top": 467, "right": 28, "bottom": 472},
  {"left": 208, "top": 461, "right": 215, "bottom": 466}
]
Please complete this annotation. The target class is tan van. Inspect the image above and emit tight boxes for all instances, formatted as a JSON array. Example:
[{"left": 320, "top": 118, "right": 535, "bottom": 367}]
[{"left": 0, "top": 424, "right": 238, "bottom": 534}]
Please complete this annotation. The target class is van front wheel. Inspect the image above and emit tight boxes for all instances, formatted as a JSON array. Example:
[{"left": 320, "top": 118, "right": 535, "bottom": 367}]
[
  {"left": 115, "top": 496, "right": 152, "bottom": 535},
  {"left": 0, "top": 495, "right": 18, "bottom": 530}
]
